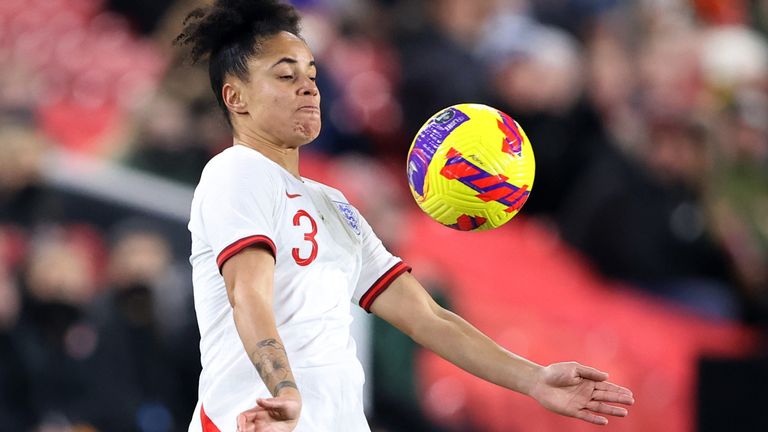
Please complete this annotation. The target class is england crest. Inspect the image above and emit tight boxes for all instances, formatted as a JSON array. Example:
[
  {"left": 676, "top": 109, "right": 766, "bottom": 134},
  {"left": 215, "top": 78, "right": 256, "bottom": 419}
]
[{"left": 333, "top": 201, "right": 361, "bottom": 236}]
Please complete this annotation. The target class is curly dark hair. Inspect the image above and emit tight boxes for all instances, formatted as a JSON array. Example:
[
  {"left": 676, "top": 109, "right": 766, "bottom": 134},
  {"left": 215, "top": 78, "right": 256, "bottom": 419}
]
[{"left": 174, "top": 0, "right": 301, "bottom": 126}]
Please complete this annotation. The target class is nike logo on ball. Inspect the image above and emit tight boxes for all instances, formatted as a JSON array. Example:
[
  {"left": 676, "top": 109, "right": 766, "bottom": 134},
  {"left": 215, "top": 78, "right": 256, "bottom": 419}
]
[{"left": 286, "top": 192, "right": 302, "bottom": 199}]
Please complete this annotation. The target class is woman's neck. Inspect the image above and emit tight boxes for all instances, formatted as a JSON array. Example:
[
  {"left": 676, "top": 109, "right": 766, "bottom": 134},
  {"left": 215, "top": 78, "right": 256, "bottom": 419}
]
[{"left": 234, "top": 133, "right": 301, "bottom": 179}]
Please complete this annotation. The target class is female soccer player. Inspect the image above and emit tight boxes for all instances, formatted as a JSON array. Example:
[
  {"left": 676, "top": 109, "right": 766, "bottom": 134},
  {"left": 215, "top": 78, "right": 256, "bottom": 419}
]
[{"left": 177, "top": 1, "right": 634, "bottom": 431}]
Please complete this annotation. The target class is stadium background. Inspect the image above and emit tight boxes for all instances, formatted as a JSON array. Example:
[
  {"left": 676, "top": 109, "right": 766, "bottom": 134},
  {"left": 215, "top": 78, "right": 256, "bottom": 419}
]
[{"left": 1, "top": 0, "right": 767, "bottom": 431}]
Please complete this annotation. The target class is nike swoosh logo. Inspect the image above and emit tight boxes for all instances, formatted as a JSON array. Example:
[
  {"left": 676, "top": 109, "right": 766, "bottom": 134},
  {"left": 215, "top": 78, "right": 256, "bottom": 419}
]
[{"left": 285, "top": 192, "right": 302, "bottom": 199}]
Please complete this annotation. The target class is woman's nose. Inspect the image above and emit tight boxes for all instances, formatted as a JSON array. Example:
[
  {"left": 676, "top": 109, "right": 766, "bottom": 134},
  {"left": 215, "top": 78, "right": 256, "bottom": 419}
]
[{"left": 298, "top": 77, "right": 318, "bottom": 96}]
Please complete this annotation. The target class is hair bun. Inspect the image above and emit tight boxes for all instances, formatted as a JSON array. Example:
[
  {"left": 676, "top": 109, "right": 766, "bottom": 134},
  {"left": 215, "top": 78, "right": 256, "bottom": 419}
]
[{"left": 175, "top": 0, "right": 300, "bottom": 62}]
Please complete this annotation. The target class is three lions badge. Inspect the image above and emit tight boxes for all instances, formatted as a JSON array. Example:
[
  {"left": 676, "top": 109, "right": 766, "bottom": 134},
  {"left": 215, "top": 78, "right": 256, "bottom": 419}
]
[{"left": 333, "top": 201, "right": 361, "bottom": 236}]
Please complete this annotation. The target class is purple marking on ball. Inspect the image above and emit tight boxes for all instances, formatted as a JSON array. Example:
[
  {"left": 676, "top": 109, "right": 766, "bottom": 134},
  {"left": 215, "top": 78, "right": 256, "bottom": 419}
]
[{"left": 408, "top": 107, "right": 471, "bottom": 197}]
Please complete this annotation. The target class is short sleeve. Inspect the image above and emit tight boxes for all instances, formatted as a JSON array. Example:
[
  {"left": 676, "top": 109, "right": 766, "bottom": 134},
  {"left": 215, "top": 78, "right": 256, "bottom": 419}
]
[
  {"left": 353, "top": 214, "right": 411, "bottom": 312},
  {"left": 197, "top": 157, "right": 279, "bottom": 273}
]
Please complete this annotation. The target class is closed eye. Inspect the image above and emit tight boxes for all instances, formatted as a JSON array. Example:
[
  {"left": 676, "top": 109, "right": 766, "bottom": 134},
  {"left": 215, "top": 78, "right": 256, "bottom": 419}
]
[{"left": 280, "top": 75, "right": 294, "bottom": 80}]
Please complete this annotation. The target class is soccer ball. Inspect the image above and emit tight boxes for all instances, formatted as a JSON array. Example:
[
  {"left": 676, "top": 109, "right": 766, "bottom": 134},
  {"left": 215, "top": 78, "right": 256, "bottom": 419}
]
[{"left": 406, "top": 103, "right": 535, "bottom": 231}]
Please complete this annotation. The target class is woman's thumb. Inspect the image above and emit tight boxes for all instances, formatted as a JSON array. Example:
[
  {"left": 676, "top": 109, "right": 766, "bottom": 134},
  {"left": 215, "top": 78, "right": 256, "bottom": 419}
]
[{"left": 256, "top": 397, "right": 284, "bottom": 409}]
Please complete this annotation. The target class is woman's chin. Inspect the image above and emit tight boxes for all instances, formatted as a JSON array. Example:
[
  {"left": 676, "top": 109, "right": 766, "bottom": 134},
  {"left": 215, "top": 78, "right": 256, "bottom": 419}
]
[{"left": 293, "top": 120, "right": 321, "bottom": 144}]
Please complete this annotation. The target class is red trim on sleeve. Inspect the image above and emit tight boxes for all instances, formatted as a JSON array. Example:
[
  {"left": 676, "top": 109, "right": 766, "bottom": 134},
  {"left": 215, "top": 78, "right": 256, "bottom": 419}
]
[
  {"left": 216, "top": 235, "right": 276, "bottom": 272},
  {"left": 359, "top": 261, "right": 411, "bottom": 312},
  {"left": 201, "top": 404, "right": 221, "bottom": 432}
]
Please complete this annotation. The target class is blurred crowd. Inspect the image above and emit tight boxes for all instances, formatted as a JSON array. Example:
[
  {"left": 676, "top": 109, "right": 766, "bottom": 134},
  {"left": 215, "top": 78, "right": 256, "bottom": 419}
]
[{"left": 1, "top": 0, "right": 768, "bottom": 430}]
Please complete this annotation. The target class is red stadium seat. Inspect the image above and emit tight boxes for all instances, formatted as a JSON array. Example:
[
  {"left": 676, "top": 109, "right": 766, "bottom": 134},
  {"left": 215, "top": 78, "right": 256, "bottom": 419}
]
[{"left": 399, "top": 214, "right": 758, "bottom": 432}]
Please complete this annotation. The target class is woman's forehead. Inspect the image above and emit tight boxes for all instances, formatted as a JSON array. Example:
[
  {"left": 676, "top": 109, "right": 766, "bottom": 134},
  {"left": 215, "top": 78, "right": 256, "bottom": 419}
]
[{"left": 256, "top": 32, "right": 314, "bottom": 63}]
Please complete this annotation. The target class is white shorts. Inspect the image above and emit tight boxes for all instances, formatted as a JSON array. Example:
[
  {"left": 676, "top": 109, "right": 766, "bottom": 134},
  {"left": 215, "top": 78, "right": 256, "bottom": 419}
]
[{"left": 188, "top": 358, "right": 370, "bottom": 432}]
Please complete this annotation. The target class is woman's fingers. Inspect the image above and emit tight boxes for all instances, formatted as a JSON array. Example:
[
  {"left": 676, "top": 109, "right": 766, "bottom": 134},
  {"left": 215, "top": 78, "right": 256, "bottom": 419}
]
[
  {"left": 591, "top": 389, "right": 635, "bottom": 405},
  {"left": 576, "top": 364, "right": 609, "bottom": 382},
  {"left": 595, "top": 380, "right": 634, "bottom": 397},
  {"left": 586, "top": 401, "right": 629, "bottom": 417},
  {"left": 256, "top": 398, "right": 285, "bottom": 409},
  {"left": 575, "top": 409, "right": 609, "bottom": 425}
]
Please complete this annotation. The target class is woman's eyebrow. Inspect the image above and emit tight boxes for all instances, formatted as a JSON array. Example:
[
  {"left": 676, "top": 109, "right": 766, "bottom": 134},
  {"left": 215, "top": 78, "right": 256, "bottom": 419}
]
[{"left": 271, "top": 57, "right": 316, "bottom": 68}]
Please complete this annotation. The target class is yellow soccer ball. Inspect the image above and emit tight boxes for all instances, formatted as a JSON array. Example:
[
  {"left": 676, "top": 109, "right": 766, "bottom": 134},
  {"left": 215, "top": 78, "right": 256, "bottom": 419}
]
[{"left": 406, "top": 103, "right": 535, "bottom": 231}]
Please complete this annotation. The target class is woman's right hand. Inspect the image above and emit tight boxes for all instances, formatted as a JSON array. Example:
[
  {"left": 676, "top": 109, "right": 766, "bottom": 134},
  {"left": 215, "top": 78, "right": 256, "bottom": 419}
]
[{"left": 236, "top": 390, "right": 302, "bottom": 432}]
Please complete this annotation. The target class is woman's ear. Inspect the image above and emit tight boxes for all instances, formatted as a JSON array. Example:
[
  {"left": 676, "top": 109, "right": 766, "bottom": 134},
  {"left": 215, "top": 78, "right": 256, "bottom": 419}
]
[{"left": 222, "top": 82, "right": 248, "bottom": 115}]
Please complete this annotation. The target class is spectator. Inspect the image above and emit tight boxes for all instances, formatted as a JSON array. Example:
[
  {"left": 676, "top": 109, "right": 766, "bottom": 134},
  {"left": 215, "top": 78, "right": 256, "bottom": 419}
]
[
  {"left": 0, "top": 261, "right": 30, "bottom": 431},
  {"left": 121, "top": 92, "right": 212, "bottom": 185},
  {"left": 14, "top": 225, "right": 104, "bottom": 430},
  {"left": 707, "top": 87, "right": 768, "bottom": 325},
  {"left": 0, "top": 123, "right": 53, "bottom": 226},
  {"left": 87, "top": 219, "right": 198, "bottom": 431},
  {"left": 397, "top": 0, "right": 495, "bottom": 148},
  {"left": 559, "top": 114, "right": 740, "bottom": 320},
  {"left": 479, "top": 14, "right": 605, "bottom": 218}
]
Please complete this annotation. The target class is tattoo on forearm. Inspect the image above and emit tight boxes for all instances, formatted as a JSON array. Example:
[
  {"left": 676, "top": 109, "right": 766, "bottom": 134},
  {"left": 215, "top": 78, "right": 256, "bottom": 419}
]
[
  {"left": 250, "top": 338, "right": 297, "bottom": 396},
  {"left": 274, "top": 380, "right": 298, "bottom": 395},
  {"left": 256, "top": 339, "right": 285, "bottom": 349}
]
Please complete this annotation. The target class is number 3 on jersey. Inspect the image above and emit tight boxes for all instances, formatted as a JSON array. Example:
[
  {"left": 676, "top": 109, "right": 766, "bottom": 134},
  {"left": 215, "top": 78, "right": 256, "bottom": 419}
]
[{"left": 292, "top": 210, "right": 318, "bottom": 266}]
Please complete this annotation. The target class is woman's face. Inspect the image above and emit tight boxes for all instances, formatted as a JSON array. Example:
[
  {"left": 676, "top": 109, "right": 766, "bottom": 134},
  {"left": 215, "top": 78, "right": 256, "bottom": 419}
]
[{"left": 231, "top": 31, "right": 321, "bottom": 147}]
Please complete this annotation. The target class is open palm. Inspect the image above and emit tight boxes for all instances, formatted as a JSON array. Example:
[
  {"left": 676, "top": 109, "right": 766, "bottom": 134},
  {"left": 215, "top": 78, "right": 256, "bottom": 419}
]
[{"left": 529, "top": 362, "right": 635, "bottom": 425}]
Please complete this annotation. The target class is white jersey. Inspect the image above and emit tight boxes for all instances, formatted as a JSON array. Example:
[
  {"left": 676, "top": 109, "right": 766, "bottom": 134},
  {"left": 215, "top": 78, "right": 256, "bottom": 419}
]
[{"left": 187, "top": 145, "right": 408, "bottom": 432}]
